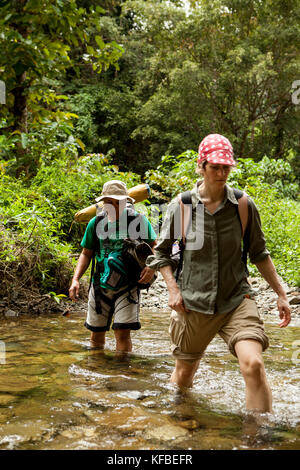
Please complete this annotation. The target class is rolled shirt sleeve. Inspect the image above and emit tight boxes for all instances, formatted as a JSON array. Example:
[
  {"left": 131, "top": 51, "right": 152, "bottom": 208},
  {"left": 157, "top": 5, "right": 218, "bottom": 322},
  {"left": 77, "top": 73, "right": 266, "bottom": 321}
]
[
  {"left": 146, "top": 199, "right": 179, "bottom": 271},
  {"left": 246, "top": 197, "right": 270, "bottom": 264}
]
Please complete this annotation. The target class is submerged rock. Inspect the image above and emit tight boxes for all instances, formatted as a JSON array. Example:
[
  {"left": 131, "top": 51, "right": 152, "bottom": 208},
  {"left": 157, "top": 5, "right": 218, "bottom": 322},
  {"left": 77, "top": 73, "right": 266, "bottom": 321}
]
[
  {"left": 4, "top": 309, "right": 18, "bottom": 318},
  {"left": 60, "top": 426, "right": 97, "bottom": 439},
  {"left": 289, "top": 296, "right": 300, "bottom": 305},
  {"left": 0, "top": 394, "right": 16, "bottom": 406},
  {"left": 176, "top": 419, "right": 199, "bottom": 430},
  {"left": 145, "top": 424, "right": 189, "bottom": 441}
]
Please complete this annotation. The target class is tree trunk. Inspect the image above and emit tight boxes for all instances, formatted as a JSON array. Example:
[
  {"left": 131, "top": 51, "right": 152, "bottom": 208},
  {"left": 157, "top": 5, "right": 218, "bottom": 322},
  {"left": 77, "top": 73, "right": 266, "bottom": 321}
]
[
  {"left": 12, "top": 70, "right": 28, "bottom": 134},
  {"left": 11, "top": 0, "right": 29, "bottom": 174},
  {"left": 11, "top": 70, "right": 29, "bottom": 173},
  {"left": 238, "top": 130, "right": 249, "bottom": 159}
]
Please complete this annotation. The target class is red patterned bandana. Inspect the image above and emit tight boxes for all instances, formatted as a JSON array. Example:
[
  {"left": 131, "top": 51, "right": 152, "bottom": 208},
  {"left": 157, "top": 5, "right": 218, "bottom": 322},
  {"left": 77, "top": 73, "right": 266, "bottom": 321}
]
[{"left": 198, "top": 134, "right": 235, "bottom": 166}]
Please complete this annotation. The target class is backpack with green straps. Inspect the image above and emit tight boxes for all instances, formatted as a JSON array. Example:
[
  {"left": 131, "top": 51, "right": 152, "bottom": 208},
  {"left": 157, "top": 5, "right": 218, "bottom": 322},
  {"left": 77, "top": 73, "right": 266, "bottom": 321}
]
[
  {"left": 173, "top": 188, "right": 249, "bottom": 282},
  {"left": 90, "top": 207, "right": 154, "bottom": 291}
]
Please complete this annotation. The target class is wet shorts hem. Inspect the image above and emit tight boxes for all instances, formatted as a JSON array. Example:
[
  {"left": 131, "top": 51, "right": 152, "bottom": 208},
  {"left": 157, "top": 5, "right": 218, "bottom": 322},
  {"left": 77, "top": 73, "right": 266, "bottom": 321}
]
[
  {"left": 112, "top": 322, "right": 141, "bottom": 331},
  {"left": 228, "top": 331, "right": 269, "bottom": 357},
  {"left": 171, "top": 346, "right": 203, "bottom": 364},
  {"left": 84, "top": 321, "right": 108, "bottom": 332}
]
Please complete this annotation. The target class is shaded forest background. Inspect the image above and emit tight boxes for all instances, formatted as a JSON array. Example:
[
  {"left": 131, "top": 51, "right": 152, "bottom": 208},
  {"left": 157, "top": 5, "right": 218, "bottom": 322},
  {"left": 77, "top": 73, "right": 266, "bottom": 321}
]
[{"left": 0, "top": 0, "right": 299, "bottom": 301}]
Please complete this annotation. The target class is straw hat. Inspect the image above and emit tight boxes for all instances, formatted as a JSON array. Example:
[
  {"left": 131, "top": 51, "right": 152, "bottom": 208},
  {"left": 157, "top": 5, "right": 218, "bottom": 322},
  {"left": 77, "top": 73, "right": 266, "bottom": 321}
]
[{"left": 95, "top": 180, "right": 135, "bottom": 204}]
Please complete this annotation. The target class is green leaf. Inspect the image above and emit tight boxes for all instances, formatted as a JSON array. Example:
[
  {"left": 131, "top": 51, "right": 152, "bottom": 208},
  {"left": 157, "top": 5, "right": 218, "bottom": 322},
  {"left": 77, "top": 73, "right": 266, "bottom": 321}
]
[
  {"left": 75, "top": 138, "right": 85, "bottom": 151},
  {"left": 86, "top": 45, "right": 95, "bottom": 55},
  {"left": 95, "top": 35, "right": 105, "bottom": 49},
  {"left": 95, "top": 6, "right": 105, "bottom": 14}
]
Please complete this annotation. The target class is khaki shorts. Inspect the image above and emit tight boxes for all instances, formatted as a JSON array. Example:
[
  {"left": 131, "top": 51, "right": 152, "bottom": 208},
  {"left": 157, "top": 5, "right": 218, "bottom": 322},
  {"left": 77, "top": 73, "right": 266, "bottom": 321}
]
[{"left": 169, "top": 297, "right": 269, "bottom": 362}]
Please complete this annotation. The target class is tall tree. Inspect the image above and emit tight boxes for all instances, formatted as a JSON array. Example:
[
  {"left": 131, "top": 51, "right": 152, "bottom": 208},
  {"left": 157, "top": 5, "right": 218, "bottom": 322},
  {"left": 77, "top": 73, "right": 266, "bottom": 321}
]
[
  {"left": 64, "top": 0, "right": 187, "bottom": 172},
  {"left": 0, "top": 0, "right": 123, "bottom": 171},
  {"left": 57, "top": 0, "right": 300, "bottom": 173},
  {"left": 135, "top": 0, "right": 300, "bottom": 162},
  {"left": 130, "top": 0, "right": 300, "bottom": 162}
]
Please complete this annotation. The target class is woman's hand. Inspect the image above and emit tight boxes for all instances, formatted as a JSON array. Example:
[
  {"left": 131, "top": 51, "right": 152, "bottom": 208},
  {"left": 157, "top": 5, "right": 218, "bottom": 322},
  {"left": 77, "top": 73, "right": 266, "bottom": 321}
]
[
  {"left": 159, "top": 265, "right": 189, "bottom": 314},
  {"left": 277, "top": 296, "right": 291, "bottom": 328},
  {"left": 168, "top": 286, "right": 189, "bottom": 314}
]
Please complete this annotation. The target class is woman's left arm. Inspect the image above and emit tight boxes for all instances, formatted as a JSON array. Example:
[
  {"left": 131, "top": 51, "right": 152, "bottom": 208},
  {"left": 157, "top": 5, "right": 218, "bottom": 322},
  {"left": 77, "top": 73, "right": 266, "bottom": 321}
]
[{"left": 255, "top": 256, "right": 291, "bottom": 328}]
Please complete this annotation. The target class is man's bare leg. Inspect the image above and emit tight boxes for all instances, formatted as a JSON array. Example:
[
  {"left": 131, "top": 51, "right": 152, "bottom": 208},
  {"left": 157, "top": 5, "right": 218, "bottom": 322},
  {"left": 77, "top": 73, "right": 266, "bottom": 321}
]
[
  {"left": 114, "top": 328, "right": 132, "bottom": 353},
  {"left": 90, "top": 331, "right": 106, "bottom": 349}
]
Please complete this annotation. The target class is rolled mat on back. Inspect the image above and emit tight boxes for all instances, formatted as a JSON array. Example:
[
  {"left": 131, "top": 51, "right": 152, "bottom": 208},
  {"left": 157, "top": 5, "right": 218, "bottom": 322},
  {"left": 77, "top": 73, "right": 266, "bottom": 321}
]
[{"left": 74, "top": 183, "right": 151, "bottom": 223}]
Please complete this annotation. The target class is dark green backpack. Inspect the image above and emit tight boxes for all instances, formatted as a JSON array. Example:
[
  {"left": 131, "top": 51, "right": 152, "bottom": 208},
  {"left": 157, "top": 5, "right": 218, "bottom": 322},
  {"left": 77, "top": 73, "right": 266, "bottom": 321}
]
[
  {"left": 98, "top": 251, "right": 127, "bottom": 290},
  {"left": 90, "top": 207, "right": 154, "bottom": 291}
]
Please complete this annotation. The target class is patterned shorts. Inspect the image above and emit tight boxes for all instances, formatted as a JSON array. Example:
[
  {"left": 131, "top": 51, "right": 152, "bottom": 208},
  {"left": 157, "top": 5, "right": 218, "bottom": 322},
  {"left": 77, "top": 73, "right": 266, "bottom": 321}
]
[{"left": 84, "top": 284, "right": 141, "bottom": 332}]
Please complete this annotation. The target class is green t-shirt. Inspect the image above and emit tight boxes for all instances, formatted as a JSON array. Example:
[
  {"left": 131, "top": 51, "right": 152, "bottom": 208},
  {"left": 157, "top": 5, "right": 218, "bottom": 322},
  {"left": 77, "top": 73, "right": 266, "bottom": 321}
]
[{"left": 81, "top": 209, "right": 157, "bottom": 264}]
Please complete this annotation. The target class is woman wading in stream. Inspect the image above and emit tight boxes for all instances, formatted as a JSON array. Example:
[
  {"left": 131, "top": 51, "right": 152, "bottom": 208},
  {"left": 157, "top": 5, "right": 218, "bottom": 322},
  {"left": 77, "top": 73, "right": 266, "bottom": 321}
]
[{"left": 146, "top": 133, "right": 291, "bottom": 412}]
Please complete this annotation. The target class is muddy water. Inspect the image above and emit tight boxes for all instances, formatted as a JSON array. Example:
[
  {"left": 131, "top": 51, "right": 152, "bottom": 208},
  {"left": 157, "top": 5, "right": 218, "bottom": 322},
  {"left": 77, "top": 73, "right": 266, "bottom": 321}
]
[{"left": 0, "top": 309, "right": 299, "bottom": 450}]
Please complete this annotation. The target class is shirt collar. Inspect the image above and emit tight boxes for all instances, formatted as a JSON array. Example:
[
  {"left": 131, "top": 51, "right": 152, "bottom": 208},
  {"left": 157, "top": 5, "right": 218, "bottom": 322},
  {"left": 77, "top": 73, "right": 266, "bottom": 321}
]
[
  {"left": 226, "top": 185, "right": 239, "bottom": 205},
  {"left": 190, "top": 181, "right": 239, "bottom": 207},
  {"left": 190, "top": 180, "right": 202, "bottom": 208}
]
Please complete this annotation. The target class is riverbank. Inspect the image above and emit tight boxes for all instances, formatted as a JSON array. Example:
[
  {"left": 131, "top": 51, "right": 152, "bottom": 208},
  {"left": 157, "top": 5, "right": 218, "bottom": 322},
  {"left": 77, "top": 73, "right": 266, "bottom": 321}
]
[
  {"left": 140, "top": 273, "right": 300, "bottom": 316},
  {"left": 1, "top": 273, "right": 299, "bottom": 319}
]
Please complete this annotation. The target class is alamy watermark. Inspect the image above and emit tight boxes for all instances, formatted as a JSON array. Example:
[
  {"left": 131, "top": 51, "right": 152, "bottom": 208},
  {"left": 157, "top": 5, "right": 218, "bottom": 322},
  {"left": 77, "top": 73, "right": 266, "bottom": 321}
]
[
  {"left": 95, "top": 202, "right": 205, "bottom": 251},
  {"left": 291, "top": 80, "right": 300, "bottom": 105},
  {"left": 0, "top": 80, "right": 6, "bottom": 105},
  {"left": 0, "top": 341, "right": 5, "bottom": 365}
]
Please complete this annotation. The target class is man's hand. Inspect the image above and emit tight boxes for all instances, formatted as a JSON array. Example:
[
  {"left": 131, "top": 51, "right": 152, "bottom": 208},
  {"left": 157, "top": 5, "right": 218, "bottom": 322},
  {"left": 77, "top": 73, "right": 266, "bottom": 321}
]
[
  {"left": 68, "top": 248, "right": 93, "bottom": 302},
  {"left": 277, "top": 296, "right": 291, "bottom": 328},
  {"left": 139, "top": 267, "right": 155, "bottom": 285},
  {"left": 69, "top": 279, "right": 80, "bottom": 301}
]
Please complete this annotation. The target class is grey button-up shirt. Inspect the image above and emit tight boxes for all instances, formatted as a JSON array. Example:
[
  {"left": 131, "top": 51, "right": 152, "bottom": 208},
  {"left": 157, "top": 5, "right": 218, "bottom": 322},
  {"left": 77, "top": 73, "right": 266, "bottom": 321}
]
[{"left": 146, "top": 182, "right": 270, "bottom": 315}]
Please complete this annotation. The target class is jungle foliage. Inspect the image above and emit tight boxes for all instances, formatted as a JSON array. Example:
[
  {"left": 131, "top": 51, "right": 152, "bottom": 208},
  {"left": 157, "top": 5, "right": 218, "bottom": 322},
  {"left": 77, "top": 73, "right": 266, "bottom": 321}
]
[
  {"left": 64, "top": 0, "right": 300, "bottom": 173},
  {"left": 0, "top": 0, "right": 299, "bottom": 294}
]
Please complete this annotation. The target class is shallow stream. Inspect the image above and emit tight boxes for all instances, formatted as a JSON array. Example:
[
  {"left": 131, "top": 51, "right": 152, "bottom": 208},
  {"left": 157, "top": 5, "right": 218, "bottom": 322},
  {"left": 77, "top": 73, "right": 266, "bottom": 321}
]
[{"left": 0, "top": 308, "right": 299, "bottom": 450}]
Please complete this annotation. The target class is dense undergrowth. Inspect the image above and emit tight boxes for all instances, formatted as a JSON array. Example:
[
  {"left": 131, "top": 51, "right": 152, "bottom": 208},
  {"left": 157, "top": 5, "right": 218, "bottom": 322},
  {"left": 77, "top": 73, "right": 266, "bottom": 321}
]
[
  {"left": 0, "top": 153, "right": 141, "bottom": 297},
  {"left": 0, "top": 152, "right": 299, "bottom": 304}
]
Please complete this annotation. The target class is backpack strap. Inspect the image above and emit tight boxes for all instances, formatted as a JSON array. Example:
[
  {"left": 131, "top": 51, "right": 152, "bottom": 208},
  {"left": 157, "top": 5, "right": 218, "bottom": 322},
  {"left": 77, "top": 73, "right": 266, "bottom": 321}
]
[
  {"left": 233, "top": 189, "right": 249, "bottom": 276},
  {"left": 178, "top": 190, "right": 193, "bottom": 246},
  {"left": 175, "top": 191, "right": 193, "bottom": 281},
  {"left": 88, "top": 212, "right": 106, "bottom": 293},
  {"left": 178, "top": 188, "right": 249, "bottom": 240},
  {"left": 126, "top": 207, "right": 142, "bottom": 240},
  {"left": 233, "top": 189, "right": 248, "bottom": 237}
]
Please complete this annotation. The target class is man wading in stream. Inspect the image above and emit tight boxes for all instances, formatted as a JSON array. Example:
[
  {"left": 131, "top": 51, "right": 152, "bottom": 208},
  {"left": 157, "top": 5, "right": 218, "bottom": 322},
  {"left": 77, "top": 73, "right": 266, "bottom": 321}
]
[
  {"left": 146, "top": 134, "right": 291, "bottom": 413},
  {"left": 69, "top": 180, "right": 156, "bottom": 352}
]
